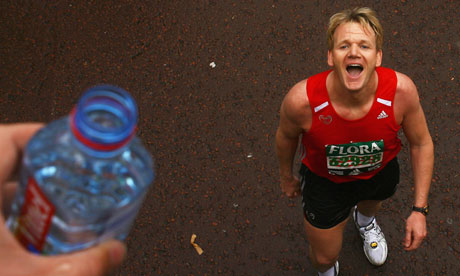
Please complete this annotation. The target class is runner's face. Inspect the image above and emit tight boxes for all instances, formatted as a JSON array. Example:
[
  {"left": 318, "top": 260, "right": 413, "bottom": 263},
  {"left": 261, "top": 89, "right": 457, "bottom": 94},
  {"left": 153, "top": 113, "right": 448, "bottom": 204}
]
[{"left": 327, "top": 22, "right": 382, "bottom": 92}]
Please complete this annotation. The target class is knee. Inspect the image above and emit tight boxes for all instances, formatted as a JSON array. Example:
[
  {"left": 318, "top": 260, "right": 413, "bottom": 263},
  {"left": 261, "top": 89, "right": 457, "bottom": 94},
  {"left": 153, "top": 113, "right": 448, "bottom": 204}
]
[{"left": 309, "top": 253, "right": 338, "bottom": 269}]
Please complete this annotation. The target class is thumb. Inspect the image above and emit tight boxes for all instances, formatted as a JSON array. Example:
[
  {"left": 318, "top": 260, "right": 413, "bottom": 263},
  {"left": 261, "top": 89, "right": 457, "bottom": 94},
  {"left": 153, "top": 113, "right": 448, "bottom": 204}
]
[{"left": 46, "top": 240, "right": 126, "bottom": 276}]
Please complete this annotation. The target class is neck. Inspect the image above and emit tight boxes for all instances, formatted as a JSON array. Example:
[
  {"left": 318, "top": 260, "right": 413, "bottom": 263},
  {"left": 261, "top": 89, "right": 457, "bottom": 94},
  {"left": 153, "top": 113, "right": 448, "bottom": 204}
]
[{"left": 327, "top": 70, "right": 378, "bottom": 107}]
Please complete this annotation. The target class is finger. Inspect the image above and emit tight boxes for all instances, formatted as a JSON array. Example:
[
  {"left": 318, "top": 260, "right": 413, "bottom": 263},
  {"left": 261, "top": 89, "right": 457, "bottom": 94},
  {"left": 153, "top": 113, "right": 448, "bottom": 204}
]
[
  {"left": 404, "top": 233, "right": 423, "bottom": 251},
  {"left": 45, "top": 240, "right": 126, "bottom": 276},
  {"left": 9, "top": 123, "right": 44, "bottom": 150},
  {"left": 286, "top": 190, "right": 298, "bottom": 198},
  {"left": 1, "top": 181, "right": 18, "bottom": 218},
  {"left": 403, "top": 228, "right": 412, "bottom": 249},
  {"left": 293, "top": 190, "right": 301, "bottom": 198},
  {"left": 407, "top": 231, "right": 426, "bottom": 251},
  {"left": 404, "top": 241, "right": 418, "bottom": 251},
  {"left": 409, "top": 237, "right": 423, "bottom": 251}
]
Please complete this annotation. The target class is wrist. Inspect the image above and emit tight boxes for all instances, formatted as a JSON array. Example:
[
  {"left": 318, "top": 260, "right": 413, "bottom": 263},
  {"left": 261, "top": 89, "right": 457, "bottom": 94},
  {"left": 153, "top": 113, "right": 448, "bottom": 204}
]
[
  {"left": 279, "top": 168, "right": 293, "bottom": 178},
  {"left": 280, "top": 174, "right": 294, "bottom": 181},
  {"left": 412, "top": 205, "right": 429, "bottom": 216}
]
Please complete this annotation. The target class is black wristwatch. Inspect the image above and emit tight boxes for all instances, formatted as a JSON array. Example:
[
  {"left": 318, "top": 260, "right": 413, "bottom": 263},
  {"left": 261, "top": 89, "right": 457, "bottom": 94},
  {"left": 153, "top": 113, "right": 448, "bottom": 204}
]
[{"left": 412, "top": 205, "right": 429, "bottom": 216}]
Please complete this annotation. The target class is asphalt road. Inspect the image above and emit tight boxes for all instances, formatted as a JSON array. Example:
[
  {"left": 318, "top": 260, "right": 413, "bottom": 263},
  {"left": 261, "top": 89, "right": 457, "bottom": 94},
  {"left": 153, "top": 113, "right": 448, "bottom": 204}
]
[{"left": 1, "top": 1, "right": 459, "bottom": 275}]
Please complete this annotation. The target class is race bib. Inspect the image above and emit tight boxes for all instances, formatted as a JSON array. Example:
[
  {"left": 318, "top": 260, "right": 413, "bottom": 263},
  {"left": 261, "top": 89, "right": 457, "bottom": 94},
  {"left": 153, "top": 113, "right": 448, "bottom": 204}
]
[{"left": 326, "top": 140, "right": 384, "bottom": 176}]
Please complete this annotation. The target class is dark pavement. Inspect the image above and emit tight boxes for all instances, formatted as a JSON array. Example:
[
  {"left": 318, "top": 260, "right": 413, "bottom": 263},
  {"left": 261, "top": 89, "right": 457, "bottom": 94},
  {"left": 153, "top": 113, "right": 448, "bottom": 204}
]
[{"left": 1, "top": 1, "right": 459, "bottom": 275}]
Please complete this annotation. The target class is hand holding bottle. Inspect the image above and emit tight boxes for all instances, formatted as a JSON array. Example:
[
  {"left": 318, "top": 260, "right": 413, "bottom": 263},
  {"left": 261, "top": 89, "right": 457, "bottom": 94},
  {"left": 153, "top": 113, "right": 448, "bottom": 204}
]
[
  {"left": 0, "top": 123, "right": 126, "bottom": 276},
  {"left": 7, "top": 85, "right": 154, "bottom": 255}
]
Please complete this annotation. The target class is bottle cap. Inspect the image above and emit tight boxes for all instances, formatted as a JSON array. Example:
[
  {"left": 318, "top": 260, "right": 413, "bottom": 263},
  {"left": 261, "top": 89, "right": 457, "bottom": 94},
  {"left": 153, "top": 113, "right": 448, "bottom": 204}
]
[{"left": 71, "top": 85, "right": 138, "bottom": 152}]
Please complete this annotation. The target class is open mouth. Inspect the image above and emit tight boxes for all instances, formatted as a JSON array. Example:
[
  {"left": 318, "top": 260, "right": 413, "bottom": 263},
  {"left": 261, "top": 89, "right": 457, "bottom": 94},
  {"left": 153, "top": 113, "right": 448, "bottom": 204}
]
[{"left": 346, "top": 64, "right": 363, "bottom": 77}]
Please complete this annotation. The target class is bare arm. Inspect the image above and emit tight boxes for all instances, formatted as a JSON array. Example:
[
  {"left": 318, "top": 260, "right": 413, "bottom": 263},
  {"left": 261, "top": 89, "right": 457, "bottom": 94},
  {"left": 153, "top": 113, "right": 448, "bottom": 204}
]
[
  {"left": 275, "top": 80, "right": 311, "bottom": 197},
  {"left": 395, "top": 73, "right": 434, "bottom": 251}
]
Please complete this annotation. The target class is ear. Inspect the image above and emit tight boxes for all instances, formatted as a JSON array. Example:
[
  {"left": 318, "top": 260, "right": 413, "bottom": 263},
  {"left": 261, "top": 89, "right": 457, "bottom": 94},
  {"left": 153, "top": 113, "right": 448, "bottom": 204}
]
[
  {"left": 327, "top": 50, "right": 334, "bottom": 67},
  {"left": 376, "top": 49, "right": 382, "bottom": 67}
]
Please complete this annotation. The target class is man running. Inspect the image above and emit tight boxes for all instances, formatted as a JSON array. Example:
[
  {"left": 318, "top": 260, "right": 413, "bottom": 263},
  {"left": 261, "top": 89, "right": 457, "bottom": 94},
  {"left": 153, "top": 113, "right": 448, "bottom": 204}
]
[{"left": 275, "top": 7, "right": 433, "bottom": 276}]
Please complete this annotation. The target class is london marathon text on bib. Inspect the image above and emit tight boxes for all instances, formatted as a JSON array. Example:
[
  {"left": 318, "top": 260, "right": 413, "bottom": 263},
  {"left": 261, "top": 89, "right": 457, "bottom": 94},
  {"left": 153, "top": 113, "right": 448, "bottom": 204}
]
[{"left": 325, "top": 140, "right": 384, "bottom": 176}]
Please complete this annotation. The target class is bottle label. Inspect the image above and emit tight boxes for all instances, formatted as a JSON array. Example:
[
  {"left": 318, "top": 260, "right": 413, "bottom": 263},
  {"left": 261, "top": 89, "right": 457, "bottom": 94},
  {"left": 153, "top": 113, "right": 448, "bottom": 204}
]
[{"left": 15, "top": 177, "right": 55, "bottom": 252}]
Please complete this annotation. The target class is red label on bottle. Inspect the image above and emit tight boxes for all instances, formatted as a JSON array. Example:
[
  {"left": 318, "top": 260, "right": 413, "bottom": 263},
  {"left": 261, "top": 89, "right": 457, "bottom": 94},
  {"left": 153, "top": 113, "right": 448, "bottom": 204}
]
[{"left": 15, "top": 178, "right": 55, "bottom": 252}]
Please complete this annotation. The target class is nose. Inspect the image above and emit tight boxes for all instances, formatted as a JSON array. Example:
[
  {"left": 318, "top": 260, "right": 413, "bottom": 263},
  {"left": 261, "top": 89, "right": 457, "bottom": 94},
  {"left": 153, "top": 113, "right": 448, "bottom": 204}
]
[{"left": 348, "top": 44, "right": 360, "bottom": 58}]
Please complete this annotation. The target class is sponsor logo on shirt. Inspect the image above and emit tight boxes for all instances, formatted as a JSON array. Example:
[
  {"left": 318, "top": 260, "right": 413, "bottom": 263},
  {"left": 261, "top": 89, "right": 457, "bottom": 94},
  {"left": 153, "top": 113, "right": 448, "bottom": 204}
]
[
  {"left": 325, "top": 140, "right": 384, "bottom": 176},
  {"left": 377, "top": 110, "right": 388, "bottom": 119}
]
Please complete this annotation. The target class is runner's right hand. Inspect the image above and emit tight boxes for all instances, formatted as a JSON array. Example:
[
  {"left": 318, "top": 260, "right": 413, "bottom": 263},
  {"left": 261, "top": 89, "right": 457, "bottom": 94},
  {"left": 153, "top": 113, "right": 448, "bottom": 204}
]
[{"left": 280, "top": 176, "right": 301, "bottom": 198}]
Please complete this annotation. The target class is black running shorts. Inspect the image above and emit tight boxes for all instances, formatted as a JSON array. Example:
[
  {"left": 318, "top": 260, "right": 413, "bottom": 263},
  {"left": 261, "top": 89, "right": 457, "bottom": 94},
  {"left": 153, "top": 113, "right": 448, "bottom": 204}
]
[{"left": 300, "top": 157, "right": 400, "bottom": 229}]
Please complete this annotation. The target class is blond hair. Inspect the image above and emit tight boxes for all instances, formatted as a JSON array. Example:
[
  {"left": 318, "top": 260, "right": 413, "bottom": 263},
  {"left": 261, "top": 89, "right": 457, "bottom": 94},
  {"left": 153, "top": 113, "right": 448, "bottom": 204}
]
[{"left": 327, "top": 7, "right": 383, "bottom": 50}]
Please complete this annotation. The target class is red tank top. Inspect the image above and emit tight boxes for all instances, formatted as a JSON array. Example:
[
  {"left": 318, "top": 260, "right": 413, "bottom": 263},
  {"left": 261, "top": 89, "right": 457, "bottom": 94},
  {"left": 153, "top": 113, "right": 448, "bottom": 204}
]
[{"left": 300, "top": 67, "right": 401, "bottom": 183}]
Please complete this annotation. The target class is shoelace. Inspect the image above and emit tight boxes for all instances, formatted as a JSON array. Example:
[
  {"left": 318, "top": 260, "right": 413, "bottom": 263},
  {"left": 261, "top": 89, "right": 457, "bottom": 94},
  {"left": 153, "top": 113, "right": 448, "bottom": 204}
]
[{"left": 363, "top": 223, "right": 383, "bottom": 242}]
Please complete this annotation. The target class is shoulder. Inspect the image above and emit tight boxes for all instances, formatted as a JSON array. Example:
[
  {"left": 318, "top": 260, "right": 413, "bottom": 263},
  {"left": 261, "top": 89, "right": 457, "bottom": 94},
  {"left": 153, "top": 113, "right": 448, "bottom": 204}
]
[
  {"left": 281, "top": 79, "right": 310, "bottom": 120},
  {"left": 279, "top": 79, "right": 312, "bottom": 133},
  {"left": 394, "top": 71, "right": 421, "bottom": 121},
  {"left": 283, "top": 79, "right": 309, "bottom": 110},
  {"left": 395, "top": 72, "right": 418, "bottom": 97},
  {"left": 395, "top": 71, "right": 420, "bottom": 106}
]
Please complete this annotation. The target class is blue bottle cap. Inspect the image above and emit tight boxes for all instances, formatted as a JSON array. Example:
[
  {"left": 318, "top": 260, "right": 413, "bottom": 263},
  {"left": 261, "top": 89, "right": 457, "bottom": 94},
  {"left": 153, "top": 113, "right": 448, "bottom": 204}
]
[{"left": 71, "top": 85, "right": 138, "bottom": 151}]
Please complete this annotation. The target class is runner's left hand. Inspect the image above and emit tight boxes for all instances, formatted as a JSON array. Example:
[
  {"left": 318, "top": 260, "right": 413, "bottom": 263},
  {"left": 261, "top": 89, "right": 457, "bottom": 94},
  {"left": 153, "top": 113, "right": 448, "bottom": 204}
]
[{"left": 403, "top": 211, "right": 427, "bottom": 251}]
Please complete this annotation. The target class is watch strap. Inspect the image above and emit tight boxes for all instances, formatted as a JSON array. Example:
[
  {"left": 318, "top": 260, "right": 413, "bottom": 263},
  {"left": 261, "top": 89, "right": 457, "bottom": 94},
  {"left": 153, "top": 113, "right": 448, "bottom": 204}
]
[{"left": 412, "top": 205, "right": 429, "bottom": 216}]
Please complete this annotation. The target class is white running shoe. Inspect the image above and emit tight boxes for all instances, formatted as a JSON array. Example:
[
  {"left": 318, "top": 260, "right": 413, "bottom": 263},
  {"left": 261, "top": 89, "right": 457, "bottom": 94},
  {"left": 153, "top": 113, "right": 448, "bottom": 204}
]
[
  {"left": 334, "top": 261, "right": 339, "bottom": 275},
  {"left": 353, "top": 206, "right": 388, "bottom": 266},
  {"left": 317, "top": 261, "right": 339, "bottom": 276}
]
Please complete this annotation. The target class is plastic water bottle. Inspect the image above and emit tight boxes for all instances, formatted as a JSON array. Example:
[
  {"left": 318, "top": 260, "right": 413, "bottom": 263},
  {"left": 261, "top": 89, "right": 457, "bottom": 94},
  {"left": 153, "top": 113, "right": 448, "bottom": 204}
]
[{"left": 6, "top": 85, "right": 154, "bottom": 255}]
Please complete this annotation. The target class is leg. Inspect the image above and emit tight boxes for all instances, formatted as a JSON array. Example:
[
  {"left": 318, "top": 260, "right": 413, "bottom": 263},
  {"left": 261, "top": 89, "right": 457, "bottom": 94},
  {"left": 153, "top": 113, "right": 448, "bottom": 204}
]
[
  {"left": 299, "top": 164, "right": 352, "bottom": 273},
  {"left": 352, "top": 159, "right": 400, "bottom": 265},
  {"left": 356, "top": 200, "right": 382, "bottom": 217},
  {"left": 356, "top": 158, "right": 400, "bottom": 219},
  {"left": 304, "top": 217, "right": 348, "bottom": 273},
  {"left": 353, "top": 200, "right": 388, "bottom": 266}
]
